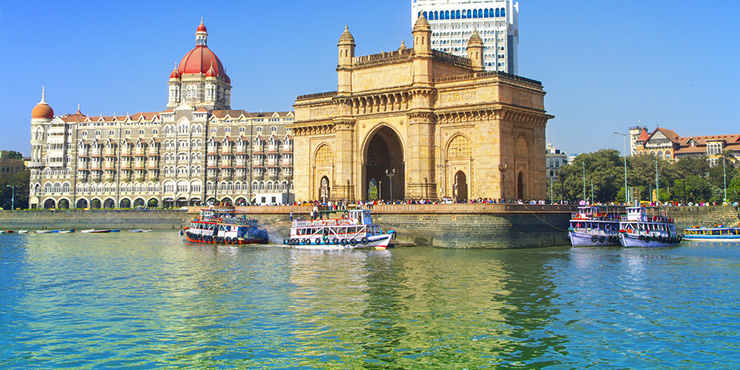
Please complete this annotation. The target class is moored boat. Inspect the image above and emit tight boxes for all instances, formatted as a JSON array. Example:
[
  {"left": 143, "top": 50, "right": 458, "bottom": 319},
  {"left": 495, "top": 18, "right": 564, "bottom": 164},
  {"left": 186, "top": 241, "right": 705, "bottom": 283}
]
[
  {"left": 283, "top": 207, "right": 394, "bottom": 250},
  {"left": 683, "top": 225, "right": 740, "bottom": 242},
  {"left": 618, "top": 206, "right": 681, "bottom": 247},
  {"left": 568, "top": 206, "right": 622, "bottom": 247},
  {"left": 35, "top": 229, "right": 75, "bottom": 234},
  {"left": 81, "top": 229, "right": 112, "bottom": 233},
  {"left": 18, "top": 230, "right": 28, "bottom": 234},
  {"left": 129, "top": 229, "right": 153, "bottom": 233},
  {"left": 184, "top": 206, "right": 268, "bottom": 245}
]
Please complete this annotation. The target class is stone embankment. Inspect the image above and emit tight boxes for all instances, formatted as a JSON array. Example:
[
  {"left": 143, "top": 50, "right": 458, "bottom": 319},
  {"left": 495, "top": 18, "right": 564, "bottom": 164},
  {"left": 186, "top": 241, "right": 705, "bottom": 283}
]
[{"left": 1, "top": 205, "right": 737, "bottom": 248}]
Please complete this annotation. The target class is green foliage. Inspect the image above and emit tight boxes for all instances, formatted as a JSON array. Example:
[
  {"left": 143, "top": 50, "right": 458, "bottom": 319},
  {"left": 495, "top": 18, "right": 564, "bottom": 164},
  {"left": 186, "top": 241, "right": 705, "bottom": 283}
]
[
  {"left": 555, "top": 150, "right": 733, "bottom": 204},
  {"left": 3, "top": 151, "right": 24, "bottom": 160},
  {"left": 0, "top": 169, "right": 30, "bottom": 209}
]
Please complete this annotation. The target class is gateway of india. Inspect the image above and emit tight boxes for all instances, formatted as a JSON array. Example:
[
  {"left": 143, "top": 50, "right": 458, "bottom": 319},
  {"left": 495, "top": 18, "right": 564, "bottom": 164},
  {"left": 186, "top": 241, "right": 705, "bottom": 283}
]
[
  {"left": 29, "top": 16, "right": 553, "bottom": 208},
  {"left": 293, "top": 16, "right": 552, "bottom": 202}
]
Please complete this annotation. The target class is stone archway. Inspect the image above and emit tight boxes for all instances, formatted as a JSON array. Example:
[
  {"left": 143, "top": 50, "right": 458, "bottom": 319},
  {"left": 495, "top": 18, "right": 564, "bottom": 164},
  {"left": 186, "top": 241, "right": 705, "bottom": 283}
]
[
  {"left": 364, "top": 126, "right": 404, "bottom": 201},
  {"left": 454, "top": 171, "right": 468, "bottom": 201},
  {"left": 134, "top": 198, "right": 146, "bottom": 208},
  {"left": 517, "top": 171, "right": 525, "bottom": 200},
  {"left": 104, "top": 198, "right": 116, "bottom": 209},
  {"left": 58, "top": 199, "right": 70, "bottom": 209},
  {"left": 319, "top": 176, "right": 331, "bottom": 203},
  {"left": 120, "top": 199, "right": 131, "bottom": 208},
  {"left": 76, "top": 198, "right": 89, "bottom": 209},
  {"left": 43, "top": 199, "right": 56, "bottom": 209}
]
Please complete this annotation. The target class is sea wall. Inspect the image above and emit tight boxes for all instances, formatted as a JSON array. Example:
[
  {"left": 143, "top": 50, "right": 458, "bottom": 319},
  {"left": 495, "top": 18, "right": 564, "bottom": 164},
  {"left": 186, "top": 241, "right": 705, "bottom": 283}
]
[{"left": 1, "top": 205, "right": 737, "bottom": 248}]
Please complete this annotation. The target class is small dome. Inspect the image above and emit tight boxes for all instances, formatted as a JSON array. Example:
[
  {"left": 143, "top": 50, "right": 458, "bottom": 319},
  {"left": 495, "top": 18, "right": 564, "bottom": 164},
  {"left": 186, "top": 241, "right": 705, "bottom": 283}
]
[
  {"left": 467, "top": 30, "right": 483, "bottom": 47},
  {"left": 197, "top": 19, "right": 207, "bottom": 33},
  {"left": 32, "top": 87, "right": 54, "bottom": 119},
  {"left": 338, "top": 25, "right": 355, "bottom": 45},
  {"left": 169, "top": 67, "right": 181, "bottom": 80},
  {"left": 206, "top": 64, "right": 217, "bottom": 78},
  {"left": 413, "top": 14, "right": 431, "bottom": 32}
]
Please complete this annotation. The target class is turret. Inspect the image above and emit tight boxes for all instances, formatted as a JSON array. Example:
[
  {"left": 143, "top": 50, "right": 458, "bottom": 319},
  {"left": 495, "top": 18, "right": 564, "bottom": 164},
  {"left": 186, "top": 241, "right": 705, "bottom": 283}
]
[
  {"left": 337, "top": 25, "right": 355, "bottom": 93},
  {"left": 466, "top": 30, "right": 485, "bottom": 72},
  {"left": 412, "top": 15, "right": 433, "bottom": 85}
]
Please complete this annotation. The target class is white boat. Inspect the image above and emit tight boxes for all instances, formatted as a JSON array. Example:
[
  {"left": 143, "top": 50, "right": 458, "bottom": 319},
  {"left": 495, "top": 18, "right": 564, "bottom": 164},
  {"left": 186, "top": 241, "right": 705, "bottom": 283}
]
[
  {"left": 81, "top": 229, "right": 112, "bottom": 234},
  {"left": 184, "top": 206, "right": 268, "bottom": 245},
  {"left": 283, "top": 207, "right": 394, "bottom": 250},
  {"left": 618, "top": 206, "right": 681, "bottom": 247},
  {"left": 18, "top": 230, "right": 28, "bottom": 234},
  {"left": 683, "top": 225, "right": 740, "bottom": 242},
  {"left": 568, "top": 206, "right": 622, "bottom": 247},
  {"left": 35, "top": 229, "right": 74, "bottom": 234},
  {"left": 129, "top": 229, "right": 153, "bottom": 233}
]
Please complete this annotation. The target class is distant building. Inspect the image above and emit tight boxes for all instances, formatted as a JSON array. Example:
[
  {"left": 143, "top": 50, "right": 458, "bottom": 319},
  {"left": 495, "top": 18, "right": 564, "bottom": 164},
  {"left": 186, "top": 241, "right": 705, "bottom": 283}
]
[
  {"left": 545, "top": 143, "right": 567, "bottom": 180},
  {"left": 0, "top": 151, "right": 25, "bottom": 177},
  {"left": 411, "top": 0, "right": 519, "bottom": 74},
  {"left": 629, "top": 126, "right": 740, "bottom": 167}
]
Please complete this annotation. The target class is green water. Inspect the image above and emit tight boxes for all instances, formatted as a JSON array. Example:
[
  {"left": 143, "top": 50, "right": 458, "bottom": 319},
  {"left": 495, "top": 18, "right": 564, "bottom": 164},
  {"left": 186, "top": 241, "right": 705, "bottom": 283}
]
[{"left": 1, "top": 232, "right": 739, "bottom": 368}]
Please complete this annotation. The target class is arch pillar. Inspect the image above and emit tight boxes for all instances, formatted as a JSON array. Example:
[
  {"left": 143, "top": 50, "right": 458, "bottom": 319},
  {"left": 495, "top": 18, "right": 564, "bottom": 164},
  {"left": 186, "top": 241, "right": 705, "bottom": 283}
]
[
  {"left": 406, "top": 110, "right": 437, "bottom": 199},
  {"left": 333, "top": 118, "right": 356, "bottom": 201}
]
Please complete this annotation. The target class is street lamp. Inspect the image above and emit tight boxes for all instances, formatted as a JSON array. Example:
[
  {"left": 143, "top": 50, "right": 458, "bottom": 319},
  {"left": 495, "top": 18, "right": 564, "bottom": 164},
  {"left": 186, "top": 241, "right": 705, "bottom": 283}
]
[
  {"left": 385, "top": 168, "right": 396, "bottom": 202},
  {"left": 613, "top": 132, "right": 629, "bottom": 204},
  {"left": 498, "top": 163, "right": 508, "bottom": 201},
  {"left": 6, "top": 185, "right": 15, "bottom": 210}
]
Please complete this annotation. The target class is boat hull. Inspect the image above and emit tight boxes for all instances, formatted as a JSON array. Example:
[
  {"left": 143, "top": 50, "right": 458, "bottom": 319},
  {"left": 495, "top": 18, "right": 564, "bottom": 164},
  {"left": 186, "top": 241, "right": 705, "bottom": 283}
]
[
  {"left": 619, "top": 233, "right": 680, "bottom": 248},
  {"left": 682, "top": 236, "right": 740, "bottom": 242},
  {"left": 569, "top": 231, "right": 620, "bottom": 247},
  {"left": 185, "top": 233, "right": 267, "bottom": 245},
  {"left": 283, "top": 234, "right": 392, "bottom": 250}
]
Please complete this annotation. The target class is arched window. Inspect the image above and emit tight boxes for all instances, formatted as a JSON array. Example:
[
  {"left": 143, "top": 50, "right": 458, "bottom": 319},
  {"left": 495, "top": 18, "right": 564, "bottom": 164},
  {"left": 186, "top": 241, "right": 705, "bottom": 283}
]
[
  {"left": 501, "top": 8, "right": 506, "bottom": 17},
  {"left": 484, "top": 9, "right": 489, "bottom": 17},
  {"left": 515, "top": 136, "right": 528, "bottom": 158},
  {"left": 315, "top": 145, "right": 333, "bottom": 167},
  {"left": 467, "top": 10, "right": 471, "bottom": 18},
  {"left": 456, "top": 10, "right": 460, "bottom": 19},
  {"left": 495, "top": 8, "right": 500, "bottom": 17},
  {"left": 445, "top": 10, "right": 450, "bottom": 19},
  {"left": 448, "top": 135, "right": 472, "bottom": 160}
]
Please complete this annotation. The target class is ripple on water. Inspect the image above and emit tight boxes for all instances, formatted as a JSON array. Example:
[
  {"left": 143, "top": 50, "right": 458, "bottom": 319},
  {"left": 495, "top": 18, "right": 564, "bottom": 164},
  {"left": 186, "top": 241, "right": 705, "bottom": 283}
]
[{"left": 2, "top": 235, "right": 740, "bottom": 368}]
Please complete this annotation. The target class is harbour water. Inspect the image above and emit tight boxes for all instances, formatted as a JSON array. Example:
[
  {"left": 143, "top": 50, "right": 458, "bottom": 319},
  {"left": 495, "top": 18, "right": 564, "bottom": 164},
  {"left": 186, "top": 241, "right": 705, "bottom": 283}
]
[{"left": 1, "top": 232, "right": 739, "bottom": 369}]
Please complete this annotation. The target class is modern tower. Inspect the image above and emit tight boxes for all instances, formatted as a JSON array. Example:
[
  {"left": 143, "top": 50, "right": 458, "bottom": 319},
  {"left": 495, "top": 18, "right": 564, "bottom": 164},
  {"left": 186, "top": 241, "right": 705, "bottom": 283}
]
[{"left": 411, "top": 0, "right": 519, "bottom": 74}]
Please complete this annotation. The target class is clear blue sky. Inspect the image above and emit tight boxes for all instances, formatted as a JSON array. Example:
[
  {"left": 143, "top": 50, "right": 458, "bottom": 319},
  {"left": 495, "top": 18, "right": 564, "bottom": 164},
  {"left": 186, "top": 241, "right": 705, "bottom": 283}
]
[{"left": 2, "top": 0, "right": 739, "bottom": 156}]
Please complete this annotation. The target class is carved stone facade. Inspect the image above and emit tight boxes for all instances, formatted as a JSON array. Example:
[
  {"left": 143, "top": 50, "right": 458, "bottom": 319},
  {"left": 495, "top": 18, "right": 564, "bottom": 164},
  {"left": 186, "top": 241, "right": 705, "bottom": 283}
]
[{"left": 292, "top": 16, "right": 553, "bottom": 202}]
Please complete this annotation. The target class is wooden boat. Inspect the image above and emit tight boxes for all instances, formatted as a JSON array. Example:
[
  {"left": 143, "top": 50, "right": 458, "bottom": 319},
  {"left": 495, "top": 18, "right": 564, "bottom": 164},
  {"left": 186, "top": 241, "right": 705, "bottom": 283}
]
[
  {"left": 35, "top": 229, "right": 75, "bottom": 234},
  {"left": 683, "top": 225, "right": 740, "bottom": 242},
  {"left": 568, "top": 206, "right": 622, "bottom": 247},
  {"left": 283, "top": 207, "right": 394, "bottom": 250},
  {"left": 618, "top": 206, "right": 681, "bottom": 247},
  {"left": 184, "top": 206, "right": 268, "bottom": 245},
  {"left": 129, "top": 229, "right": 153, "bottom": 233}
]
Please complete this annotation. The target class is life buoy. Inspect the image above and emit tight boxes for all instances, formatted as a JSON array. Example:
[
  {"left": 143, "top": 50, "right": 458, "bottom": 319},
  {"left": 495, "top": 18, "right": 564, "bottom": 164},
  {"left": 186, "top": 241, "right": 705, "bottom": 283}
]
[{"left": 591, "top": 235, "right": 598, "bottom": 243}]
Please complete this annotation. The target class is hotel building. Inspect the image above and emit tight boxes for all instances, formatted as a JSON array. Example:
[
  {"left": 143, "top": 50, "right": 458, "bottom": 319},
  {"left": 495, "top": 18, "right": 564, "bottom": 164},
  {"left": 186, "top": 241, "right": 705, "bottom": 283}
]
[
  {"left": 411, "top": 0, "right": 519, "bottom": 73},
  {"left": 28, "top": 21, "right": 294, "bottom": 209}
]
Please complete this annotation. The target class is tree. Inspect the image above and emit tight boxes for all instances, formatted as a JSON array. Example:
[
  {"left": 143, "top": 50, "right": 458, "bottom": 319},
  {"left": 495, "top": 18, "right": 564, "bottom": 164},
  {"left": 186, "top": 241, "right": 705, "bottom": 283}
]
[
  {"left": 2, "top": 151, "right": 24, "bottom": 160},
  {"left": 0, "top": 169, "right": 30, "bottom": 210}
]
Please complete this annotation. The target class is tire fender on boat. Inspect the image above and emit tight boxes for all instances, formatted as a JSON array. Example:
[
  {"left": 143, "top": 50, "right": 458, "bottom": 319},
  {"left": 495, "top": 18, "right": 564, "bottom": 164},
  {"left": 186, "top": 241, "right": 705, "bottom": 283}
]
[
  {"left": 599, "top": 236, "right": 605, "bottom": 243},
  {"left": 591, "top": 235, "right": 598, "bottom": 243},
  {"left": 361, "top": 237, "right": 369, "bottom": 245},
  {"left": 350, "top": 239, "right": 358, "bottom": 246}
]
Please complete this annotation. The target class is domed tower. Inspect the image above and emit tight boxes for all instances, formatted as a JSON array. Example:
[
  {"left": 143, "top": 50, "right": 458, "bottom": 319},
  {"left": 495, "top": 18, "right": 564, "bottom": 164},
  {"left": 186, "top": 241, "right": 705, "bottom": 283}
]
[
  {"left": 412, "top": 14, "right": 433, "bottom": 85},
  {"left": 30, "top": 87, "right": 53, "bottom": 171},
  {"left": 337, "top": 25, "right": 355, "bottom": 93},
  {"left": 167, "top": 19, "right": 232, "bottom": 110},
  {"left": 466, "top": 30, "right": 485, "bottom": 72}
]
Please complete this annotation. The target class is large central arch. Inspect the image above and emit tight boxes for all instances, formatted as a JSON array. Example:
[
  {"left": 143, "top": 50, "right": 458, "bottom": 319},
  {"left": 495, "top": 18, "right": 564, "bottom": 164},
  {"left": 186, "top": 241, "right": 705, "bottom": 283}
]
[{"left": 363, "top": 126, "right": 405, "bottom": 201}]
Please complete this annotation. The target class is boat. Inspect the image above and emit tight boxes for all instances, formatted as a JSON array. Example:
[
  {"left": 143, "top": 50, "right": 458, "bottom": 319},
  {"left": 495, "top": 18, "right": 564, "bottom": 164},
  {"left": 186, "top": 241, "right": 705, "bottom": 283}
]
[
  {"left": 81, "top": 229, "right": 112, "bottom": 233},
  {"left": 34, "top": 229, "right": 75, "bottom": 234},
  {"left": 129, "top": 229, "right": 153, "bottom": 233},
  {"left": 568, "top": 206, "right": 622, "bottom": 246},
  {"left": 683, "top": 225, "right": 740, "bottom": 242},
  {"left": 618, "top": 206, "right": 681, "bottom": 247},
  {"left": 18, "top": 230, "right": 28, "bottom": 234},
  {"left": 283, "top": 207, "right": 394, "bottom": 250},
  {"left": 184, "top": 206, "right": 268, "bottom": 245},
  {"left": 2, "top": 230, "right": 14, "bottom": 234}
]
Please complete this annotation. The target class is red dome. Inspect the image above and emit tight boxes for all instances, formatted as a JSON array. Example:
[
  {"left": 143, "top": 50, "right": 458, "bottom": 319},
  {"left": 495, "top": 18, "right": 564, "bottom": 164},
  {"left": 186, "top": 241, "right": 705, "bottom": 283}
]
[
  {"left": 197, "top": 23, "right": 207, "bottom": 32},
  {"left": 32, "top": 102, "right": 54, "bottom": 119},
  {"left": 177, "top": 45, "right": 230, "bottom": 83},
  {"left": 169, "top": 68, "right": 181, "bottom": 79}
]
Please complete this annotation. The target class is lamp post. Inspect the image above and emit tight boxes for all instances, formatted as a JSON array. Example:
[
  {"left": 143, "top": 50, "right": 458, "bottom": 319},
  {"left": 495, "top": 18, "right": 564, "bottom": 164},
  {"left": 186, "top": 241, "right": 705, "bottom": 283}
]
[
  {"left": 385, "top": 168, "right": 396, "bottom": 202},
  {"left": 498, "top": 163, "right": 508, "bottom": 201},
  {"left": 723, "top": 153, "right": 727, "bottom": 203},
  {"left": 6, "top": 185, "right": 14, "bottom": 210},
  {"left": 613, "top": 132, "right": 629, "bottom": 204}
]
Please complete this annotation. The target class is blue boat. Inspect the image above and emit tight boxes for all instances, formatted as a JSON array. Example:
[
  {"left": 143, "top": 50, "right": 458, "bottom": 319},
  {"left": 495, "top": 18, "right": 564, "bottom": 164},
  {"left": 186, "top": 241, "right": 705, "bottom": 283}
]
[{"left": 683, "top": 225, "right": 740, "bottom": 242}]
